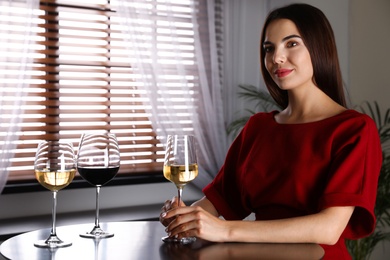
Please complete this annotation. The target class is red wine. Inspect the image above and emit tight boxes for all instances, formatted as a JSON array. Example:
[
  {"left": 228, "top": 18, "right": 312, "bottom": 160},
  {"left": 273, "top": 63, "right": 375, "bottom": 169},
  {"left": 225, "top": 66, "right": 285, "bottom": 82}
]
[{"left": 78, "top": 167, "right": 119, "bottom": 186}]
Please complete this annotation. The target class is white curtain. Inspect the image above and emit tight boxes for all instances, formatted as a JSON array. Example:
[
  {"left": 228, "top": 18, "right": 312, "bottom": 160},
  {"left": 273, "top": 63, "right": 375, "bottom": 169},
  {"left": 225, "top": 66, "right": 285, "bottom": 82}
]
[
  {"left": 222, "top": 0, "right": 269, "bottom": 135},
  {"left": 115, "top": 0, "right": 228, "bottom": 189},
  {"left": 0, "top": 0, "right": 39, "bottom": 194}
]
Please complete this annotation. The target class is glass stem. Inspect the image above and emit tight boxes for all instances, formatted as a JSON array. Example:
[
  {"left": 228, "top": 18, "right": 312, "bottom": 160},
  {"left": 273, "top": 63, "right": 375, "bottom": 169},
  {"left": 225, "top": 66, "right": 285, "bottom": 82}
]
[
  {"left": 95, "top": 185, "right": 101, "bottom": 228},
  {"left": 51, "top": 191, "right": 58, "bottom": 236},
  {"left": 177, "top": 187, "right": 183, "bottom": 207}
]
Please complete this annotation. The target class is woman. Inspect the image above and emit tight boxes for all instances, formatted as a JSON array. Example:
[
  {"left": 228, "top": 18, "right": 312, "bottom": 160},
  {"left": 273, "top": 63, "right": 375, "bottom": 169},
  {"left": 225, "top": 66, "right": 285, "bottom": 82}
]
[{"left": 160, "top": 3, "right": 382, "bottom": 259}]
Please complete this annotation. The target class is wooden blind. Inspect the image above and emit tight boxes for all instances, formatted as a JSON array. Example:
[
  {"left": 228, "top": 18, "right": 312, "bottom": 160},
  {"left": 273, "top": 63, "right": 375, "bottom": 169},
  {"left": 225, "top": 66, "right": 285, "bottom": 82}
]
[{"left": 2, "top": 0, "right": 204, "bottom": 181}]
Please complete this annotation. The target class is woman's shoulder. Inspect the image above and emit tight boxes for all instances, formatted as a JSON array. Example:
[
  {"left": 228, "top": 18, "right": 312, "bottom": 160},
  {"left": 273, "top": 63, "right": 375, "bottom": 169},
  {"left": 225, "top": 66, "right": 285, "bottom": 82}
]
[
  {"left": 332, "top": 109, "right": 377, "bottom": 127},
  {"left": 324, "top": 110, "right": 380, "bottom": 142}
]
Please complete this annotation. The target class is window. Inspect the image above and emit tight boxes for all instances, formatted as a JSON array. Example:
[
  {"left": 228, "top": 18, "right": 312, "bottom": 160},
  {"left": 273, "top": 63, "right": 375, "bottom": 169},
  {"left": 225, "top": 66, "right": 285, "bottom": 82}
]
[{"left": 1, "top": 0, "right": 205, "bottom": 184}]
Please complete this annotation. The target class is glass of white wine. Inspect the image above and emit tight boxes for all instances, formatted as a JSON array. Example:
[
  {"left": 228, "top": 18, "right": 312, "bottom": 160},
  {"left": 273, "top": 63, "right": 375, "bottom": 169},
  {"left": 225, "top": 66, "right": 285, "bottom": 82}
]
[
  {"left": 34, "top": 141, "right": 76, "bottom": 248},
  {"left": 162, "top": 134, "right": 198, "bottom": 244}
]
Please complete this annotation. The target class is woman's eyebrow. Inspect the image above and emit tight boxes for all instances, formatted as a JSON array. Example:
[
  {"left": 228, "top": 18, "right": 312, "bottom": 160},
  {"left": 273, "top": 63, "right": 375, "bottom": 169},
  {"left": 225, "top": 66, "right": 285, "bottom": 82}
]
[{"left": 263, "top": 34, "right": 302, "bottom": 46}]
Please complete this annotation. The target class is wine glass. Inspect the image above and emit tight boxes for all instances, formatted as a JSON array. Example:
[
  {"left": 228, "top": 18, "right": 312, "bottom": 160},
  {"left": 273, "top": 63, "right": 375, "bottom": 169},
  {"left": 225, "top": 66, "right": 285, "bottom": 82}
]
[
  {"left": 34, "top": 141, "right": 76, "bottom": 248},
  {"left": 76, "top": 132, "right": 120, "bottom": 238},
  {"left": 162, "top": 134, "right": 198, "bottom": 244}
]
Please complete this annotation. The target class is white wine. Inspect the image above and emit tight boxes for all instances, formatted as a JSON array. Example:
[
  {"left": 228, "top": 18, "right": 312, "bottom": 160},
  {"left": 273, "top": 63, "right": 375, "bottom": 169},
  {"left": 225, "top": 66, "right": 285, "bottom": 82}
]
[
  {"left": 163, "top": 164, "right": 198, "bottom": 188},
  {"left": 35, "top": 169, "right": 76, "bottom": 191}
]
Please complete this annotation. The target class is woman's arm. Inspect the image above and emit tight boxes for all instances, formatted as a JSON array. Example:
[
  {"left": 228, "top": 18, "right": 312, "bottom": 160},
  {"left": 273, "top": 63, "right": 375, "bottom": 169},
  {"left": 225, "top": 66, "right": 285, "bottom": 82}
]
[{"left": 162, "top": 197, "right": 354, "bottom": 245}]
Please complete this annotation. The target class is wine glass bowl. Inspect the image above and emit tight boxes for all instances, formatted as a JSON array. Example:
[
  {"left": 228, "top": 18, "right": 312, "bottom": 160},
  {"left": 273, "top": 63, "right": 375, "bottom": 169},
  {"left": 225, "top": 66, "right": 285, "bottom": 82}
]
[
  {"left": 162, "top": 135, "right": 198, "bottom": 244},
  {"left": 77, "top": 133, "right": 120, "bottom": 238},
  {"left": 34, "top": 141, "right": 76, "bottom": 248}
]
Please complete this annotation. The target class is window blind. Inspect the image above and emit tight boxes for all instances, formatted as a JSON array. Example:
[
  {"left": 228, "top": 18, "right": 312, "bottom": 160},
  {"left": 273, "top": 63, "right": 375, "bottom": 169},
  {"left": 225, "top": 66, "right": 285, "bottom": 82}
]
[{"left": 1, "top": 0, "right": 206, "bottom": 182}]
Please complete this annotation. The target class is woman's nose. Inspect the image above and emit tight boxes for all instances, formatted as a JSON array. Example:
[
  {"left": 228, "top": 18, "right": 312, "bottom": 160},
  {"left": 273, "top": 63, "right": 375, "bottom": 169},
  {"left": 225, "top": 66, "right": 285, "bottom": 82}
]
[{"left": 273, "top": 48, "right": 286, "bottom": 64}]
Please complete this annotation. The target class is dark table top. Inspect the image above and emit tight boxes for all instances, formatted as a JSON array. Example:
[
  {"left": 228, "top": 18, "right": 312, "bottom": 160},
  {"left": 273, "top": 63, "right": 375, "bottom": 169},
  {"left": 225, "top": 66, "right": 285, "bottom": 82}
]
[{"left": 0, "top": 221, "right": 324, "bottom": 260}]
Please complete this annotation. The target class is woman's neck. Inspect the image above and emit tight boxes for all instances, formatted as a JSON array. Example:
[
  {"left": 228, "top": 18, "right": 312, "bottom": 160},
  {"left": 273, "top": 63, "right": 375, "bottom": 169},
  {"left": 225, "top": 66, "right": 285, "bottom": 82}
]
[{"left": 275, "top": 87, "right": 346, "bottom": 124}]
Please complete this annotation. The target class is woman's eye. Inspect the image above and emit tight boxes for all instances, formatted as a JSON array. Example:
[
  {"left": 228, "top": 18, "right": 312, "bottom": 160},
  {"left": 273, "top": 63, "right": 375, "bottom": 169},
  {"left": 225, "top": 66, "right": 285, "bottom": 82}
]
[
  {"left": 287, "top": 41, "right": 298, "bottom": 48},
  {"left": 263, "top": 46, "right": 274, "bottom": 53}
]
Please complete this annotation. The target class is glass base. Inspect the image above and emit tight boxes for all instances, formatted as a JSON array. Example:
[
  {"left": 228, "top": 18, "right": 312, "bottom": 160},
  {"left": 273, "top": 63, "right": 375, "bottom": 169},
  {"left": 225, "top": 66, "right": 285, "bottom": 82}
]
[
  {"left": 34, "top": 235, "right": 72, "bottom": 248},
  {"left": 80, "top": 226, "right": 114, "bottom": 239},
  {"left": 162, "top": 235, "right": 196, "bottom": 244}
]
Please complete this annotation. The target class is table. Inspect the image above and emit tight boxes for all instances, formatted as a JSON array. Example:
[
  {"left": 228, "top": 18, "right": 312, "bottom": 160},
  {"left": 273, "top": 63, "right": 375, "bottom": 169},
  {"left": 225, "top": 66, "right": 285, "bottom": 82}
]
[{"left": 0, "top": 221, "right": 324, "bottom": 260}]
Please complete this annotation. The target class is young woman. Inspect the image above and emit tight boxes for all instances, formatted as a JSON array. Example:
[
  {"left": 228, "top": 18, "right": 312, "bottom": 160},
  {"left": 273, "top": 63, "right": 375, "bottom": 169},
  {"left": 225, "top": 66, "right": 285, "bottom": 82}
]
[{"left": 160, "top": 4, "right": 382, "bottom": 259}]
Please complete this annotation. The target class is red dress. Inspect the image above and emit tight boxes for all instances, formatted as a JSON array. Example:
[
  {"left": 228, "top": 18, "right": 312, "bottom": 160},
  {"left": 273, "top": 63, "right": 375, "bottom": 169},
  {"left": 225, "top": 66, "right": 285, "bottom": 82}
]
[{"left": 203, "top": 110, "right": 382, "bottom": 259}]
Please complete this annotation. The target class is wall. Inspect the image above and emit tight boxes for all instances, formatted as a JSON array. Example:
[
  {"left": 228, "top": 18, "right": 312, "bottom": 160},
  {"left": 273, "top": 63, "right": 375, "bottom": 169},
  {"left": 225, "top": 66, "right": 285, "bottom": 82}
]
[{"left": 349, "top": 0, "right": 390, "bottom": 111}]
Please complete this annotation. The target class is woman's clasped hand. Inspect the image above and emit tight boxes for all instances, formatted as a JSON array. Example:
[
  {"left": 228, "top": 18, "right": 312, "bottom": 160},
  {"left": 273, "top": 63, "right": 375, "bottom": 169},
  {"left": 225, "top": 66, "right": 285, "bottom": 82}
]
[{"left": 160, "top": 196, "right": 228, "bottom": 242}]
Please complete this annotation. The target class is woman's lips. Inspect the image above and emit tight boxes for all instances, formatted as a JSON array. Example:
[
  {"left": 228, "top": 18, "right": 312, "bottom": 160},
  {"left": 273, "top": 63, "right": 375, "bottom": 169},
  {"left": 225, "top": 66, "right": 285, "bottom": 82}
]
[{"left": 274, "top": 69, "right": 293, "bottom": 78}]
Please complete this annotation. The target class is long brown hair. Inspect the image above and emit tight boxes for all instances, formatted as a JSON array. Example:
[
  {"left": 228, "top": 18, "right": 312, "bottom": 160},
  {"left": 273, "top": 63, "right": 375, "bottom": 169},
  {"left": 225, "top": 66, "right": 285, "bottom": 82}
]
[{"left": 260, "top": 4, "right": 346, "bottom": 109}]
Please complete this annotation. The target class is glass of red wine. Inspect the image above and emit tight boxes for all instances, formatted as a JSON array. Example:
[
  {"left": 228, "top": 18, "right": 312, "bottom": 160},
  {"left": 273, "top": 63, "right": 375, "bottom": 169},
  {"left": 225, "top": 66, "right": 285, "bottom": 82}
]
[{"left": 76, "top": 132, "right": 120, "bottom": 238}]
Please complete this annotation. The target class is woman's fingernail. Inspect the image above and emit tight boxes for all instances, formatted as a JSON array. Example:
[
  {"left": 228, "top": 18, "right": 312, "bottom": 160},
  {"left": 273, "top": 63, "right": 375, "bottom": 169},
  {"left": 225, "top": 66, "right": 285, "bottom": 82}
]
[{"left": 161, "top": 212, "right": 167, "bottom": 218}]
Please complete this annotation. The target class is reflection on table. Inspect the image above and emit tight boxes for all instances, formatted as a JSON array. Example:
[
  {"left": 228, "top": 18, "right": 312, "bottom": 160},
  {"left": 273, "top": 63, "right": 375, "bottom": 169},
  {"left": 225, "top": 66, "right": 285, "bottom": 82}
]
[
  {"left": 160, "top": 240, "right": 325, "bottom": 260},
  {"left": 0, "top": 221, "right": 324, "bottom": 260}
]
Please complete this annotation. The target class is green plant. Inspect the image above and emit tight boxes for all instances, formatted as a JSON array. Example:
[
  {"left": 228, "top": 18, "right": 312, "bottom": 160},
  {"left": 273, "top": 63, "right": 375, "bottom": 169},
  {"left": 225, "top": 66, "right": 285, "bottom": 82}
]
[{"left": 227, "top": 85, "right": 390, "bottom": 260}]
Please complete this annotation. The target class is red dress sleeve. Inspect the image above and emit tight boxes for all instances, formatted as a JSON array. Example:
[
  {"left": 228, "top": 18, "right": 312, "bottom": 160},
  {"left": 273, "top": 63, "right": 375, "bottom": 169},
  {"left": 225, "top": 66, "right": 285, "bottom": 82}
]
[{"left": 319, "top": 114, "right": 382, "bottom": 239}]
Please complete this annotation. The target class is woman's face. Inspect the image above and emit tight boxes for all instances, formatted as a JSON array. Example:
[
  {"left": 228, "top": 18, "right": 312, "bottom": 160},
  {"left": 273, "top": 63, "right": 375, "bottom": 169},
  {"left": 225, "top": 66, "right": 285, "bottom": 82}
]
[{"left": 263, "top": 19, "right": 315, "bottom": 91}]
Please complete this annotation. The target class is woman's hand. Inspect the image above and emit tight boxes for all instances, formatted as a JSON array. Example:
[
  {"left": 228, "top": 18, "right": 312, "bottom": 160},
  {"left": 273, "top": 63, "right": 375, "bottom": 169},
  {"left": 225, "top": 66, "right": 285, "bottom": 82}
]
[
  {"left": 161, "top": 204, "right": 229, "bottom": 242},
  {"left": 159, "top": 196, "right": 186, "bottom": 227}
]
